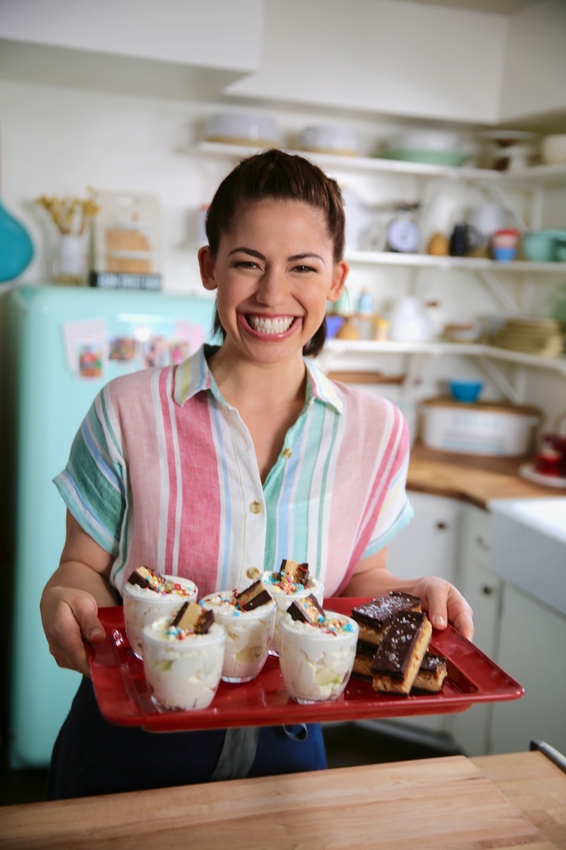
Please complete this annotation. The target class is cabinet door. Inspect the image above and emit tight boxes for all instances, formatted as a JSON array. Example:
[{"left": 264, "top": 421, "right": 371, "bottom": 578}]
[
  {"left": 490, "top": 582, "right": 566, "bottom": 756},
  {"left": 448, "top": 505, "right": 502, "bottom": 756},
  {"left": 387, "top": 491, "right": 462, "bottom": 735},
  {"left": 387, "top": 491, "right": 462, "bottom": 584}
]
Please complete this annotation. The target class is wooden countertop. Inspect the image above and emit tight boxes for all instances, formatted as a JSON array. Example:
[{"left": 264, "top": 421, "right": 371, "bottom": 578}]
[
  {"left": 407, "top": 442, "right": 563, "bottom": 508},
  {"left": 1, "top": 752, "right": 564, "bottom": 849}
]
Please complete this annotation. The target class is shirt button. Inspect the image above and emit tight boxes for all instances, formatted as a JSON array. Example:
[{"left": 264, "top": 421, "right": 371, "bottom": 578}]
[
  {"left": 246, "top": 567, "right": 260, "bottom": 580},
  {"left": 282, "top": 448, "right": 292, "bottom": 459},
  {"left": 250, "top": 501, "right": 263, "bottom": 514}
]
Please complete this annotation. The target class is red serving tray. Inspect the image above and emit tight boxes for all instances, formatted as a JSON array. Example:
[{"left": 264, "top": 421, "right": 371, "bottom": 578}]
[{"left": 87, "top": 598, "right": 524, "bottom": 733}]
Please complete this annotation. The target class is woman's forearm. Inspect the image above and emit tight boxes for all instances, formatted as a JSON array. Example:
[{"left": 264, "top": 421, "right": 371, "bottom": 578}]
[{"left": 44, "top": 561, "right": 119, "bottom": 607}]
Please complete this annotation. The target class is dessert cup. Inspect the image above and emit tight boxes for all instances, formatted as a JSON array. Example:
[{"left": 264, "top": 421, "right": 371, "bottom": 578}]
[
  {"left": 142, "top": 617, "right": 225, "bottom": 711},
  {"left": 278, "top": 610, "right": 358, "bottom": 703},
  {"left": 123, "top": 575, "right": 198, "bottom": 659},
  {"left": 201, "top": 592, "right": 276, "bottom": 682},
  {"left": 261, "top": 571, "right": 325, "bottom": 655}
]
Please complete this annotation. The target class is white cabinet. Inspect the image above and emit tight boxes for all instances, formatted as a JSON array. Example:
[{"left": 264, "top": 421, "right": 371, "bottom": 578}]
[
  {"left": 490, "top": 582, "right": 566, "bottom": 756},
  {"left": 387, "top": 491, "right": 462, "bottom": 736},
  {"left": 388, "top": 491, "right": 462, "bottom": 585},
  {"left": 0, "top": 0, "right": 263, "bottom": 73},
  {"left": 449, "top": 506, "right": 502, "bottom": 756}
]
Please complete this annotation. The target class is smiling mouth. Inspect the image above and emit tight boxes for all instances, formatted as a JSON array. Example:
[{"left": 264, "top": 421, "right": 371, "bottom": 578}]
[{"left": 245, "top": 315, "right": 297, "bottom": 334}]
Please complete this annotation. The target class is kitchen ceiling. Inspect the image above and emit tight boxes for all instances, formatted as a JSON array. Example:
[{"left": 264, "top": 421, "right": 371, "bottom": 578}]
[{"left": 406, "top": 0, "right": 545, "bottom": 14}]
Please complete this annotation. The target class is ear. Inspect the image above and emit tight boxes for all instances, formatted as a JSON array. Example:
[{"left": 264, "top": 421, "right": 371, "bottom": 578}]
[
  {"left": 326, "top": 259, "right": 349, "bottom": 303},
  {"left": 198, "top": 246, "right": 217, "bottom": 291}
]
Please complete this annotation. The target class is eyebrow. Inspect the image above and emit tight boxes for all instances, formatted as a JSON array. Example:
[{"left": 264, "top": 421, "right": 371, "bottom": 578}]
[{"left": 228, "top": 247, "right": 325, "bottom": 264}]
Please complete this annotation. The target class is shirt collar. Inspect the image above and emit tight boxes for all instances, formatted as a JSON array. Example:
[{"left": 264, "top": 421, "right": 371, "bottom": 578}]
[{"left": 174, "top": 345, "right": 343, "bottom": 415}]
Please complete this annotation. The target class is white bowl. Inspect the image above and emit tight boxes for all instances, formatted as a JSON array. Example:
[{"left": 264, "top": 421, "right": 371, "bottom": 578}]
[
  {"left": 541, "top": 135, "right": 566, "bottom": 165},
  {"left": 299, "top": 125, "right": 360, "bottom": 155},
  {"left": 204, "top": 112, "right": 280, "bottom": 147},
  {"left": 388, "top": 129, "right": 463, "bottom": 153}
]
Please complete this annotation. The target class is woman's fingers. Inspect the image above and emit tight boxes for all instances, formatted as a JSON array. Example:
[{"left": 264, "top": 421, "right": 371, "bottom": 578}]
[
  {"left": 413, "top": 577, "right": 474, "bottom": 641},
  {"left": 41, "top": 588, "right": 106, "bottom": 677}
]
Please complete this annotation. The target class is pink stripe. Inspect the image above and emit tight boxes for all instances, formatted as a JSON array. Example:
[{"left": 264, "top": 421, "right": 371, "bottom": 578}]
[
  {"left": 159, "top": 369, "right": 179, "bottom": 572},
  {"left": 172, "top": 393, "right": 221, "bottom": 597},
  {"left": 334, "top": 404, "right": 408, "bottom": 595}
]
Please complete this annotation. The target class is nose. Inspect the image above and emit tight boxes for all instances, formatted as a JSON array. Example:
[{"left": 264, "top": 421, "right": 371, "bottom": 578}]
[{"left": 255, "top": 265, "right": 289, "bottom": 307}]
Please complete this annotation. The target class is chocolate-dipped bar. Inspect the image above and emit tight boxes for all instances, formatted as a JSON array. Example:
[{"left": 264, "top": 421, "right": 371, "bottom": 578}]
[
  {"left": 279, "top": 558, "right": 309, "bottom": 586},
  {"left": 127, "top": 565, "right": 154, "bottom": 588},
  {"left": 287, "top": 594, "right": 325, "bottom": 627},
  {"left": 235, "top": 580, "right": 273, "bottom": 611},
  {"left": 370, "top": 610, "right": 432, "bottom": 695},
  {"left": 172, "top": 601, "right": 214, "bottom": 634},
  {"left": 411, "top": 652, "right": 448, "bottom": 694},
  {"left": 352, "top": 592, "right": 422, "bottom": 647},
  {"left": 352, "top": 642, "right": 375, "bottom": 682}
]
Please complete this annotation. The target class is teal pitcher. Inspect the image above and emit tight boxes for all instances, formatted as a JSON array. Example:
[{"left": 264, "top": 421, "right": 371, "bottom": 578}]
[{"left": 0, "top": 196, "right": 34, "bottom": 282}]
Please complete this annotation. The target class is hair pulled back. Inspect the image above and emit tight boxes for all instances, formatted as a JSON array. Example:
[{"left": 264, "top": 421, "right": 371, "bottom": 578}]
[{"left": 205, "top": 149, "right": 346, "bottom": 358}]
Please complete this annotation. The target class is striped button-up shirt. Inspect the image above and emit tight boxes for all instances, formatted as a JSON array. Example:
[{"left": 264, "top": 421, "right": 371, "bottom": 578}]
[{"left": 54, "top": 346, "right": 413, "bottom": 598}]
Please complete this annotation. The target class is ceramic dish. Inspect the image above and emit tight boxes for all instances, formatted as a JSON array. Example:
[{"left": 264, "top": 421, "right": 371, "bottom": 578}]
[
  {"left": 299, "top": 125, "right": 359, "bottom": 156},
  {"left": 204, "top": 112, "right": 280, "bottom": 147},
  {"left": 380, "top": 149, "right": 470, "bottom": 167},
  {"left": 518, "top": 463, "right": 566, "bottom": 489}
]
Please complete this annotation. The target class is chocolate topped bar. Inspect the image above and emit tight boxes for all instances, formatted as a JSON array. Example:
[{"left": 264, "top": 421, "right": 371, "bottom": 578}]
[
  {"left": 279, "top": 558, "right": 309, "bottom": 586},
  {"left": 235, "top": 580, "right": 273, "bottom": 611},
  {"left": 412, "top": 652, "right": 448, "bottom": 694},
  {"left": 370, "top": 610, "right": 432, "bottom": 695},
  {"left": 172, "top": 601, "right": 214, "bottom": 634},
  {"left": 127, "top": 566, "right": 154, "bottom": 588},
  {"left": 352, "top": 592, "right": 421, "bottom": 647},
  {"left": 287, "top": 594, "right": 325, "bottom": 627}
]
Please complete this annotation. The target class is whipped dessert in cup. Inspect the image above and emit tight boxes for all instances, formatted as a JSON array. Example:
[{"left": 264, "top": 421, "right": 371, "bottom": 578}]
[
  {"left": 123, "top": 570, "right": 198, "bottom": 659},
  {"left": 201, "top": 587, "right": 276, "bottom": 683},
  {"left": 142, "top": 615, "right": 225, "bottom": 711},
  {"left": 278, "top": 609, "right": 358, "bottom": 703},
  {"left": 262, "top": 570, "right": 324, "bottom": 655}
]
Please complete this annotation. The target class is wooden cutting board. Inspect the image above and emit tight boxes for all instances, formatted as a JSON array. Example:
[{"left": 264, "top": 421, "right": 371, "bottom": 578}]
[{"left": 0, "top": 755, "right": 553, "bottom": 849}]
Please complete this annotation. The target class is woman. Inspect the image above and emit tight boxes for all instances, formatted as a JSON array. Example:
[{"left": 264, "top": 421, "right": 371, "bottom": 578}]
[{"left": 41, "top": 149, "right": 473, "bottom": 799}]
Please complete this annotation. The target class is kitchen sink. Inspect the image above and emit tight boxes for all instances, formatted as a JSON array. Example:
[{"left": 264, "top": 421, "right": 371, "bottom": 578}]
[{"left": 489, "top": 498, "right": 566, "bottom": 617}]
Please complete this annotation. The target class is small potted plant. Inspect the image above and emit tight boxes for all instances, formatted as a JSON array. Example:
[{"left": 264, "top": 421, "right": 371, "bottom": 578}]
[{"left": 35, "top": 188, "right": 99, "bottom": 285}]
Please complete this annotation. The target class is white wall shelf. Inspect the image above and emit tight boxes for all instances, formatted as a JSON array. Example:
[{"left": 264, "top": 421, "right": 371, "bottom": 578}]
[
  {"left": 345, "top": 250, "right": 566, "bottom": 274},
  {"left": 320, "top": 339, "right": 566, "bottom": 375},
  {"left": 194, "top": 142, "right": 566, "bottom": 186}
]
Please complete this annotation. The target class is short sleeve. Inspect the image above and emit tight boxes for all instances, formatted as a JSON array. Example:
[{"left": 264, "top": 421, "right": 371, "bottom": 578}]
[
  {"left": 360, "top": 417, "right": 414, "bottom": 560},
  {"left": 53, "top": 388, "right": 126, "bottom": 556}
]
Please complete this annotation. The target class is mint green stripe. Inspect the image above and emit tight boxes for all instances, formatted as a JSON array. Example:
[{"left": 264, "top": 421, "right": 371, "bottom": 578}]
[{"left": 290, "top": 403, "right": 326, "bottom": 566}]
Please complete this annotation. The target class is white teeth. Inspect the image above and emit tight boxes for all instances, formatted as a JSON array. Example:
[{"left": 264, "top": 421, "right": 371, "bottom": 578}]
[{"left": 248, "top": 316, "right": 295, "bottom": 334}]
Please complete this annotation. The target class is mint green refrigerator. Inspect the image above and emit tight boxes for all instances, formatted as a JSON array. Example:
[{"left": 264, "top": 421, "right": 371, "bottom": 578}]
[{"left": 8, "top": 285, "right": 214, "bottom": 767}]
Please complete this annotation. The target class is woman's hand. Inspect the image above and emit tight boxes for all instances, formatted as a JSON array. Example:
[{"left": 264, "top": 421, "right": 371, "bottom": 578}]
[
  {"left": 40, "top": 510, "right": 118, "bottom": 677},
  {"left": 342, "top": 548, "right": 474, "bottom": 640},
  {"left": 411, "top": 576, "right": 474, "bottom": 641},
  {"left": 41, "top": 586, "right": 107, "bottom": 677}
]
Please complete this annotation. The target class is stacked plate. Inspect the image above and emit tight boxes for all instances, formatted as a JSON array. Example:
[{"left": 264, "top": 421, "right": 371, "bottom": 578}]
[{"left": 492, "top": 317, "right": 564, "bottom": 358}]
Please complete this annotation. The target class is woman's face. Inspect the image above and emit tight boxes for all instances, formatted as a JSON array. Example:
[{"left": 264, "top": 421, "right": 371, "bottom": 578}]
[{"left": 199, "top": 199, "right": 348, "bottom": 366}]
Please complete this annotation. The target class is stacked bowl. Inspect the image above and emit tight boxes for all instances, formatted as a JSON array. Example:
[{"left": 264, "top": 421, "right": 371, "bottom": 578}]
[{"left": 492, "top": 317, "right": 564, "bottom": 358}]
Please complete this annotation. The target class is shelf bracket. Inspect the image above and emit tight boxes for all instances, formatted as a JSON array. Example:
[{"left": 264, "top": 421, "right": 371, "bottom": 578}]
[
  {"left": 477, "top": 356, "right": 525, "bottom": 404},
  {"left": 480, "top": 181, "right": 528, "bottom": 232},
  {"left": 478, "top": 271, "right": 521, "bottom": 315},
  {"left": 401, "top": 352, "right": 432, "bottom": 392}
]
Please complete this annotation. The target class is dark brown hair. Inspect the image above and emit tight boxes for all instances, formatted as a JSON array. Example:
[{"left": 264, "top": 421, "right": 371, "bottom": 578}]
[{"left": 206, "top": 148, "right": 346, "bottom": 358}]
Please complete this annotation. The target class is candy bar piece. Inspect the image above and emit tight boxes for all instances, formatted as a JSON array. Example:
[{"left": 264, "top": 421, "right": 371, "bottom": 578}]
[
  {"left": 235, "top": 580, "right": 273, "bottom": 611},
  {"left": 352, "top": 592, "right": 421, "bottom": 648},
  {"left": 370, "top": 611, "right": 432, "bottom": 695},
  {"left": 279, "top": 558, "right": 309, "bottom": 586},
  {"left": 172, "top": 601, "right": 214, "bottom": 634},
  {"left": 126, "top": 565, "right": 155, "bottom": 588},
  {"left": 287, "top": 594, "right": 325, "bottom": 627},
  {"left": 352, "top": 642, "right": 375, "bottom": 682},
  {"left": 411, "top": 652, "right": 448, "bottom": 694}
]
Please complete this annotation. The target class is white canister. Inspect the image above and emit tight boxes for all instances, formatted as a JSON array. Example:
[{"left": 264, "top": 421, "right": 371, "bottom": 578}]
[{"left": 420, "top": 398, "right": 541, "bottom": 457}]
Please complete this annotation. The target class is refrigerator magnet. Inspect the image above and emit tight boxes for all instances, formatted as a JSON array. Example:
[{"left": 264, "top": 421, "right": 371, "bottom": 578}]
[
  {"left": 109, "top": 336, "right": 137, "bottom": 362},
  {"left": 170, "top": 339, "right": 190, "bottom": 365},
  {"left": 78, "top": 343, "right": 104, "bottom": 379},
  {"left": 142, "top": 336, "right": 169, "bottom": 369}
]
